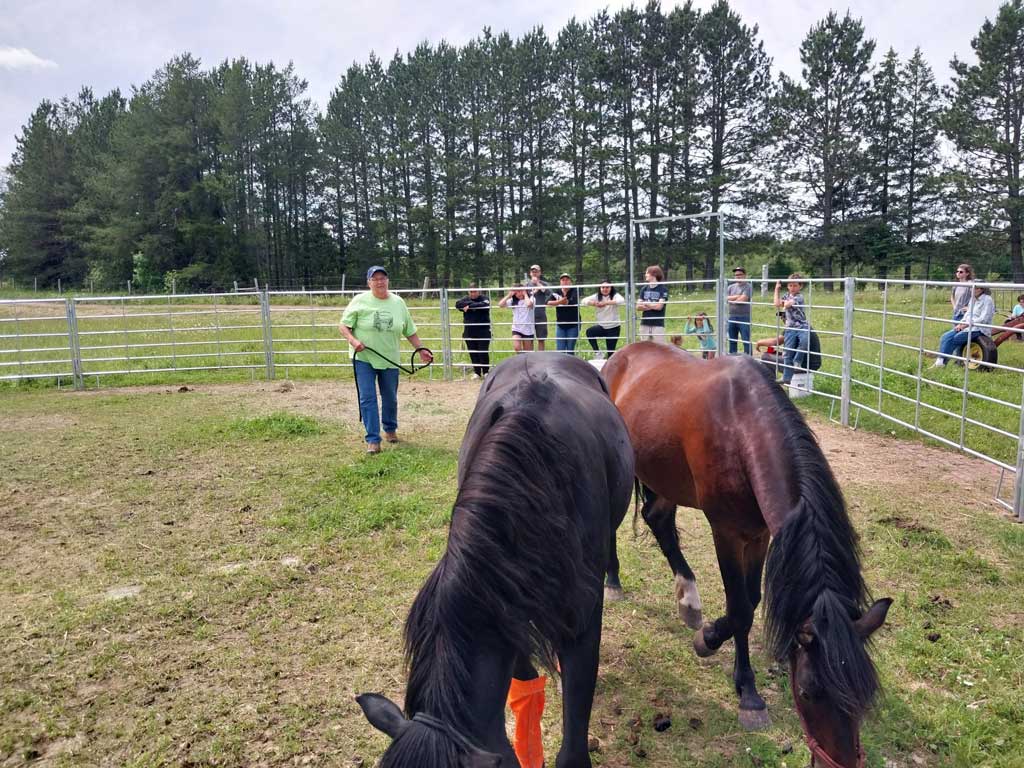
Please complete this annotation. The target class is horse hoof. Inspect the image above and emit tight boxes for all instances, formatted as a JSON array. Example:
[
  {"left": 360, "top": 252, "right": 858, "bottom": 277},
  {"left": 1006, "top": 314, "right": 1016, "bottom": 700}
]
[
  {"left": 604, "top": 585, "right": 626, "bottom": 602},
  {"left": 678, "top": 603, "right": 703, "bottom": 630},
  {"left": 693, "top": 625, "right": 717, "bottom": 658},
  {"left": 738, "top": 707, "right": 771, "bottom": 731}
]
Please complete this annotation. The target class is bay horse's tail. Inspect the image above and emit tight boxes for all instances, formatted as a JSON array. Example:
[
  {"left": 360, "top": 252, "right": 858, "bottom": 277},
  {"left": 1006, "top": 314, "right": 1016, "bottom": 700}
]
[{"left": 756, "top": 364, "right": 880, "bottom": 717}]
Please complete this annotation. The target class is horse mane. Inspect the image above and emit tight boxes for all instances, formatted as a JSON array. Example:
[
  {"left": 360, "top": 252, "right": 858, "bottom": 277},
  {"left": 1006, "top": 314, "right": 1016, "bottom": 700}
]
[
  {"left": 755, "top": 362, "right": 878, "bottom": 717},
  {"left": 403, "top": 376, "right": 600, "bottom": 730}
]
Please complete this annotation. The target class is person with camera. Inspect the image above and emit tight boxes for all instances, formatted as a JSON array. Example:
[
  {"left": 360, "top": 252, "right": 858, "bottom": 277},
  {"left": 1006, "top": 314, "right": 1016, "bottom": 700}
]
[
  {"left": 454, "top": 283, "right": 491, "bottom": 378},
  {"left": 499, "top": 286, "right": 536, "bottom": 353},
  {"left": 773, "top": 273, "right": 809, "bottom": 386}
]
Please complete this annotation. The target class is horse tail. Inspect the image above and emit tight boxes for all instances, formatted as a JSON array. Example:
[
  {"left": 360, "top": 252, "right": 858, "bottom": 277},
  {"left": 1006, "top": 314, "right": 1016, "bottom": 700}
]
[{"left": 757, "top": 363, "right": 878, "bottom": 716}]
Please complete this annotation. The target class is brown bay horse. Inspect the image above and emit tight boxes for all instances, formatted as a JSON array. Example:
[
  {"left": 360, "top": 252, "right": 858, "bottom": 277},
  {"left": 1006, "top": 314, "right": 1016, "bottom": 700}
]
[{"left": 602, "top": 341, "right": 891, "bottom": 768}]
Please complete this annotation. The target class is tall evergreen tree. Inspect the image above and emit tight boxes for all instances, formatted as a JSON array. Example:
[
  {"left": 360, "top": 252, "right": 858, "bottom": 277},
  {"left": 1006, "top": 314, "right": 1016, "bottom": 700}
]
[{"left": 945, "top": 0, "right": 1024, "bottom": 282}]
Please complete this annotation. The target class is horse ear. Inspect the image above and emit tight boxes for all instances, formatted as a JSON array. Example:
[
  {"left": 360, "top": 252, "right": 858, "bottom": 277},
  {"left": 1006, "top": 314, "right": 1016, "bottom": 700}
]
[
  {"left": 459, "top": 749, "right": 503, "bottom": 768},
  {"left": 854, "top": 598, "right": 893, "bottom": 640},
  {"left": 356, "top": 693, "right": 410, "bottom": 740}
]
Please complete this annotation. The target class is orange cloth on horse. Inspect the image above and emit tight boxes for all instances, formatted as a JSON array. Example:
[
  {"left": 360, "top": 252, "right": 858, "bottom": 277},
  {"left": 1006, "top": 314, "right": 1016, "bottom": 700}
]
[{"left": 507, "top": 676, "right": 547, "bottom": 768}]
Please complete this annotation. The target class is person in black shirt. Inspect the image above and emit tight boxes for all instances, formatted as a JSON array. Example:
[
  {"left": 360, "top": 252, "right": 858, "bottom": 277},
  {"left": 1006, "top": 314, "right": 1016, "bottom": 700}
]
[
  {"left": 454, "top": 283, "right": 491, "bottom": 378},
  {"left": 637, "top": 265, "right": 669, "bottom": 343},
  {"left": 548, "top": 272, "right": 581, "bottom": 355}
]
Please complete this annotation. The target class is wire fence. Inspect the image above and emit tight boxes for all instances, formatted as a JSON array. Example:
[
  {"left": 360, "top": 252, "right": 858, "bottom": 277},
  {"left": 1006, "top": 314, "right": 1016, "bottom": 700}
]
[{"left": 2, "top": 277, "right": 1023, "bottom": 520}]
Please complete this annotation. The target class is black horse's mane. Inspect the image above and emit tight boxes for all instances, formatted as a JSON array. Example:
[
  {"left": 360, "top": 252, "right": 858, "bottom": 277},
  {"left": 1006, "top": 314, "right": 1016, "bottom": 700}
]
[
  {"left": 755, "top": 362, "right": 878, "bottom": 717},
  {"left": 402, "top": 376, "right": 600, "bottom": 731}
]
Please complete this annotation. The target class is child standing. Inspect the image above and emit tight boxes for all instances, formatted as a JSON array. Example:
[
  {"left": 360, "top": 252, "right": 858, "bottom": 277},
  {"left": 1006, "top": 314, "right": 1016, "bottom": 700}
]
[
  {"left": 773, "top": 274, "right": 810, "bottom": 385},
  {"left": 499, "top": 288, "right": 535, "bottom": 353},
  {"left": 684, "top": 313, "right": 717, "bottom": 359}
]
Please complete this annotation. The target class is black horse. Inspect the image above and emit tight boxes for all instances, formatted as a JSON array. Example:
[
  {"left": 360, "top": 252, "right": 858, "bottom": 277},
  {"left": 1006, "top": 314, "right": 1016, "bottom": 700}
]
[{"left": 358, "top": 353, "right": 634, "bottom": 767}]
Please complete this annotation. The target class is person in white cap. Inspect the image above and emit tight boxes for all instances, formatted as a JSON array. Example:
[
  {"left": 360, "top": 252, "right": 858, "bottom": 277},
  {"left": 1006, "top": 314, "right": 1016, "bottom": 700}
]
[{"left": 339, "top": 266, "right": 432, "bottom": 454}]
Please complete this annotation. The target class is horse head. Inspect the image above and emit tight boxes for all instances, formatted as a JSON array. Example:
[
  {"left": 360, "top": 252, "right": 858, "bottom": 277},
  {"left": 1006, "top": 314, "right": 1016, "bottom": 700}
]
[
  {"left": 788, "top": 598, "right": 892, "bottom": 768},
  {"left": 357, "top": 693, "right": 503, "bottom": 768}
]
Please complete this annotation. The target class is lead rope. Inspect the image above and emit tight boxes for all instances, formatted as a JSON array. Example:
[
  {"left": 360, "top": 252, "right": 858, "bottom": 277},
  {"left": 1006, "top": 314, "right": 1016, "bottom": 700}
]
[{"left": 352, "top": 346, "right": 434, "bottom": 424}]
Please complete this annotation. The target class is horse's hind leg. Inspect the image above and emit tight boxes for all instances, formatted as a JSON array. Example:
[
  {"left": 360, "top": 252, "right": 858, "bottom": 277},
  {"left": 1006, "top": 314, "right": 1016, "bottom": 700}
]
[
  {"left": 640, "top": 485, "right": 703, "bottom": 629},
  {"left": 605, "top": 520, "right": 625, "bottom": 602},
  {"left": 555, "top": 600, "right": 603, "bottom": 768}
]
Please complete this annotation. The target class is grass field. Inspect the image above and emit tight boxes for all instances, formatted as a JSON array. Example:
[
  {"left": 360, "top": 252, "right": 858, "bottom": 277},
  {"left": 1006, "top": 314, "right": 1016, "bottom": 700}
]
[{"left": 1, "top": 378, "right": 1022, "bottom": 767}]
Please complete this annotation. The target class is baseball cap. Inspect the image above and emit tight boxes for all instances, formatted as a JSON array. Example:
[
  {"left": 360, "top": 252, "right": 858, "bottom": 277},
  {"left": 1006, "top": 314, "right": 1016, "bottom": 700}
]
[
  {"left": 558, "top": 272, "right": 572, "bottom": 279},
  {"left": 733, "top": 266, "right": 746, "bottom": 273},
  {"left": 529, "top": 264, "right": 541, "bottom": 271},
  {"left": 366, "top": 265, "right": 388, "bottom": 280}
]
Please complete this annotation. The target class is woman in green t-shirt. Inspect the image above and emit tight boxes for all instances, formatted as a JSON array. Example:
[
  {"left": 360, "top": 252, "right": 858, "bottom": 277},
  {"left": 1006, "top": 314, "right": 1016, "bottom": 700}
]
[{"left": 339, "top": 266, "right": 433, "bottom": 454}]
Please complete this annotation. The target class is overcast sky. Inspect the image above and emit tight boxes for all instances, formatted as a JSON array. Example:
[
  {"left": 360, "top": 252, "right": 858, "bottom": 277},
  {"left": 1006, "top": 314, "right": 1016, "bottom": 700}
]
[{"left": 0, "top": 0, "right": 1002, "bottom": 172}]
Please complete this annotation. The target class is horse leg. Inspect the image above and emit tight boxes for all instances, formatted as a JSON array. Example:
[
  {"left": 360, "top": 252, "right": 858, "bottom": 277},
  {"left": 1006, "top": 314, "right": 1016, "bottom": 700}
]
[
  {"left": 640, "top": 486, "right": 703, "bottom": 629},
  {"left": 555, "top": 600, "right": 603, "bottom": 768},
  {"left": 733, "top": 533, "right": 770, "bottom": 730},
  {"left": 604, "top": 522, "right": 625, "bottom": 602},
  {"left": 694, "top": 526, "right": 770, "bottom": 731},
  {"left": 508, "top": 654, "right": 547, "bottom": 768}
]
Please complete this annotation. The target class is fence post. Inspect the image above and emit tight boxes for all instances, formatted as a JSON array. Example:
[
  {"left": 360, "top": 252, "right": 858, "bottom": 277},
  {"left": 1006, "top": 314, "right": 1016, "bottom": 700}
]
[
  {"left": 65, "top": 298, "right": 84, "bottom": 391},
  {"left": 1015, "top": 376, "right": 1024, "bottom": 522},
  {"left": 761, "top": 264, "right": 769, "bottom": 295},
  {"left": 440, "top": 288, "right": 453, "bottom": 381},
  {"left": 840, "top": 276, "right": 854, "bottom": 427},
  {"left": 259, "top": 288, "right": 275, "bottom": 380}
]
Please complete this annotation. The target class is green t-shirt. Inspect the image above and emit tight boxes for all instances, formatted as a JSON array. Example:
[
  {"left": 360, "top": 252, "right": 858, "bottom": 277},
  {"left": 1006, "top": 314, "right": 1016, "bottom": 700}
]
[{"left": 340, "top": 291, "right": 417, "bottom": 370}]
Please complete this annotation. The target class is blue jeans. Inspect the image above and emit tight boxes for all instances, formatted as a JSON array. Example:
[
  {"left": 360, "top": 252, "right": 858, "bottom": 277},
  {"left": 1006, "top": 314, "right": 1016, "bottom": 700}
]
[
  {"left": 782, "top": 328, "right": 809, "bottom": 383},
  {"left": 354, "top": 359, "right": 399, "bottom": 444},
  {"left": 938, "top": 329, "right": 984, "bottom": 361},
  {"left": 555, "top": 324, "right": 579, "bottom": 354},
  {"left": 727, "top": 318, "right": 752, "bottom": 355}
]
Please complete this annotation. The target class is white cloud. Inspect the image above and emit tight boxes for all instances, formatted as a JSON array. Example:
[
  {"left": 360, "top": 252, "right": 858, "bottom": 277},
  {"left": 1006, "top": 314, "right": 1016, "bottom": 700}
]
[{"left": 0, "top": 46, "right": 57, "bottom": 71}]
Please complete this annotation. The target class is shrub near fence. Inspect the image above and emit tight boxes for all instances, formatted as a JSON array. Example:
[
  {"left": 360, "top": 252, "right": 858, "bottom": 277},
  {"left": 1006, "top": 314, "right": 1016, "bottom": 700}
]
[{"left": 2, "top": 279, "right": 1023, "bottom": 520}]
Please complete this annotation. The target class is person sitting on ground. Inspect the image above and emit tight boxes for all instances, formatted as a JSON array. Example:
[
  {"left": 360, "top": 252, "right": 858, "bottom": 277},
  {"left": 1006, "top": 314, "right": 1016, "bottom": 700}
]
[
  {"left": 933, "top": 284, "right": 995, "bottom": 367},
  {"left": 1010, "top": 293, "right": 1024, "bottom": 319},
  {"left": 582, "top": 281, "right": 625, "bottom": 359},
  {"left": 499, "top": 287, "right": 535, "bottom": 353},
  {"left": 683, "top": 313, "right": 717, "bottom": 359}
]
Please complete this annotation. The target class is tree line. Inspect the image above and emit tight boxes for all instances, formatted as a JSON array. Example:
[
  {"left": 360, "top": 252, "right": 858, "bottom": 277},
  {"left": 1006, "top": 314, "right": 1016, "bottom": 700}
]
[{"left": 2, "top": 0, "right": 1024, "bottom": 292}]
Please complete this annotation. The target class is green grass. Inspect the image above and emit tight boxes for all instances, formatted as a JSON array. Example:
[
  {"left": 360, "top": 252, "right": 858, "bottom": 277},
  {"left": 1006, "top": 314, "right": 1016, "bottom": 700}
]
[{"left": 1, "top": 381, "right": 1022, "bottom": 767}]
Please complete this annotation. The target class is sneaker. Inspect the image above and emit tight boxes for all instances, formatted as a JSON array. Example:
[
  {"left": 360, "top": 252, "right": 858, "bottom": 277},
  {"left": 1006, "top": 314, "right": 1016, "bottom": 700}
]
[
  {"left": 932, "top": 359, "right": 945, "bottom": 368},
  {"left": 366, "top": 442, "right": 382, "bottom": 454},
  {"left": 594, "top": 351, "right": 606, "bottom": 360},
  {"left": 470, "top": 372, "right": 480, "bottom": 379},
  {"left": 384, "top": 432, "right": 399, "bottom": 443}
]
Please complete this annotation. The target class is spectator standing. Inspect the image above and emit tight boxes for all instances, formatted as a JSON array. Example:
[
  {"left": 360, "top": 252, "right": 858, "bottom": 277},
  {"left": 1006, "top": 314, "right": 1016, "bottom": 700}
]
[
  {"left": 636, "top": 265, "right": 669, "bottom": 342},
  {"left": 582, "top": 281, "right": 626, "bottom": 359},
  {"left": 951, "top": 263, "right": 974, "bottom": 326},
  {"left": 548, "top": 273, "right": 581, "bottom": 354},
  {"left": 773, "top": 274, "right": 810, "bottom": 385},
  {"left": 726, "top": 266, "right": 753, "bottom": 355},
  {"left": 454, "top": 283, "right": 491, "bottom": 378},
  {"left": 528, "top": 265, "right": 551, "bottom": 351},
  {"left": 933, "top": 285, "right": 995, "bottom": 367},
  {"left": 499, "top": 287, "right": 536, "bottom": 353},
  {"left": 338, "top": 266, "right": 433, "bottom": 454}
]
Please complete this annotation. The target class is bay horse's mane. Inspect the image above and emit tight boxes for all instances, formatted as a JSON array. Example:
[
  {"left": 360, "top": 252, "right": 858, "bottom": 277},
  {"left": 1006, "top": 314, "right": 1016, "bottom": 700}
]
[
  {"left": 753, "top": 361, "right": 878, "bottom": 718},
  {"left": 402, "top": 377, "right": 600, "bottom": 730}
]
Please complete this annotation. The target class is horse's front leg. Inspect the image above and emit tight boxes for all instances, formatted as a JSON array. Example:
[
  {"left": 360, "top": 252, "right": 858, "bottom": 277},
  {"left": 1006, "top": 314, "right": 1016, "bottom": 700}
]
[
  {"left": 640, "top": 486, "right": 703, "bottom": 629},
  {"left": 695, "top": 527, "right": 770, "bottom": 731},
  {"left": 555, "top": 598, "right": 603, "bottom": 768}
]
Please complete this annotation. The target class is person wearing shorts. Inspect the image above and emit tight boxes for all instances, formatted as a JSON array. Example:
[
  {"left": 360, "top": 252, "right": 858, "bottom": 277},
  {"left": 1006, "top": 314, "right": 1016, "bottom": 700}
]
[{"left": 500, "top": 287, "right": 536, "bottom": 353}]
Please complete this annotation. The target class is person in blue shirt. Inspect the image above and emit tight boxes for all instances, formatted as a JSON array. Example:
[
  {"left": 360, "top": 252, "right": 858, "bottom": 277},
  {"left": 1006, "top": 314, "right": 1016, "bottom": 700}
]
[{"left": 773, "top": 273, "right": 809, "bottom": 385}]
